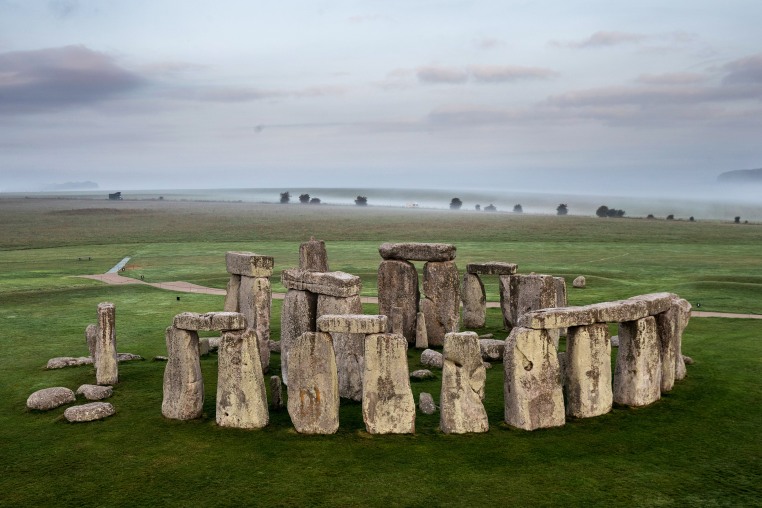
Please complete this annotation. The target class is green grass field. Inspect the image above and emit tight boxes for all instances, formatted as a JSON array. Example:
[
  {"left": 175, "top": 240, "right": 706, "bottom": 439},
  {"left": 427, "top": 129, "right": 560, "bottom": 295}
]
[{"left": 0, "top": 198, "right": 760, "bottom": 506}]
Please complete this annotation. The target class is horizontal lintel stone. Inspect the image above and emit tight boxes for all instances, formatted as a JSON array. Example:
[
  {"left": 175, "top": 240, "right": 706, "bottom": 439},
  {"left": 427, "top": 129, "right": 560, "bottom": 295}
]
[
  {"left": 281, "top": 269, "right": 361, "bottom": 297},
  {"left": 627, "top": 292, "right": 677, "bottom": 315},
  {"left": 173, "top": 312, "right": 247, "bottom": 331},
  {"left": 225, "top": 251, "right": 274, "bottom": 277},
  {"left": 317, "top": 314, "right": 388, "bottom": 334},
  {"left": 466, "top": 262, "right": 518, "bottom": 276},
  {"left": 378, "top": 242, "right": 456, "bottom": 262},
  {"left": 519, "top": 306, "right": 597, "bottom": 329},
  {"left": 587, "top": 299, "right": 649, "bottom": 323}
]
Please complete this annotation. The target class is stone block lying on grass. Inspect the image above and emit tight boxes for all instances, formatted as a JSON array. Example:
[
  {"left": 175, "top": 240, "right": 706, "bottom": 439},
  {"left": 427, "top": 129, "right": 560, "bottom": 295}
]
[
  {"left": 27, "top": 387, "right": 76, "bottom": 411},
  {"left": 76, "top": 384, "right": 113, "bottom": 401},
  {"left": 64, "top": 402, "right": 115, "bottom": 422}
]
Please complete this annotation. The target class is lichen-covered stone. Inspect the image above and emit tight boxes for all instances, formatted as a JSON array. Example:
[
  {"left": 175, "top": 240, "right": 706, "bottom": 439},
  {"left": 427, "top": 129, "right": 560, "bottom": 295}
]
[
  {"left": 379, "top": 242, "right": 456, "bottom": 262},
  {"left": 299, "top": 238, "right": 329, "bottom": 272},
  {"left": 461, "top": 273, "right": 486, "bottom": 328},
  {"left": 280, "top": 289, "right": 317, "bottom": 385},
  {"left": 46, "top": 356, "right": 93, "bottom": 369},
  {"left": 508, "top": 275, "right": 557, "bottom": 328},
  {"left": 172, "top": 312, "right": 247, "bottom": 331},
  {"left": 216, "top": 329, "right": 269, "bottom": 429},
  {"left": 26, "top": 387, "right": 75, "bottom": 411},
  {"left": 117, "top": 352, "right": 143, "bottom": 362},
  {"left": 554, "top": 277, "right": 567, "bottom": 307},
  {"left": 377, "top": 260, "right": 419, "bottom": 342},
  {"left": 317, "top": 314, "right": 388, "bottom": 335},
  {"left": 466, "top": 262, "right": 517, "bottom": 275},
  {"left": 76, "top": 384, "right": 113, "bottom": 401},
  {"left": 415, "top": 311, "right": 428, "bottom": 349},
  {"left": 420, "top": 348, "right": 443, "bottom": 369},
  {"left": 317, "top": 294, "right": 364, "bottom": 401},
  {"left": 96, "top": 302, "right": 118, "bottom": 386},
  {"left": 162, "top": 326, "right": 203, "bottom": 420},
  {"left": 282, "top": 269, "right": 362, "bottom": 297},
  {"left": 504, "top": 327, "right": 565, "bottom": 431},
  {"left": 410, "top": 369, "right": 435, "bottom": 380},
  {"left": 613, "top": 317, "right": 661, "bottom": 407},
  {"left": 85, "top": 323, "right": 97, "bottom": 359},
  {"left": 225, "top": 251, "right": 274, "bottom": 277},
  {"left": 362, "top": 334, "right": 416, "bottom": 434},
  {"left": 238, "top": 276, "right": 271, "bottom": 372},
  {"left": 223, "top": 274, "right": 241, "bottom": 312},
  {"left": 64, "top": 402, "right": 115, "bottom": 422},
  {"left": 588, "top": 299, "right": 649, "bottom": 323},
  {"left": 287, "top": 332, "right": 340, "bottom": 434},
  {"left": 572, "top": 275, "right": 586, "bottom": 288},
  {"left": 519, "top": 306, "right": 597, "bottom": 330},
  {"left": 421, "top": 261, "right": 460, "bottom": 346},
  {"left": 564, "top": 324, "right": 612, "bottom": 418},
  {"left": 440, "top": 332, "right": 488, "bottom": 434},
  {"left": 479, "top": 339, "right": 505, "bottom": 362},
  {"left": 419, "top": 392, "right": 436, "bottom": 415},
  {"left": 629, "top": 292, "right": 677, "bottom": 316}
]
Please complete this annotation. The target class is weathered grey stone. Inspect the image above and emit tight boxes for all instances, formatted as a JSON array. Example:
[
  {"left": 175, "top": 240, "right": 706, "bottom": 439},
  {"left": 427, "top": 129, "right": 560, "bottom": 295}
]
[
  {"left": 410, "top": 369, "right": 435, "bottom": 380},
  {"left": 268, "top": 340, "right": 281, "bottom": 353},
  {"left": 673, "top": 298, "right": 692, "bottom": 381},
  {"left": 655, "top": 303, "right": 680, "bottom": 392},
  {"left": 76, "top": 384, "right": 113, "bottom": 401},
  {"left": 362, "top": 334, "right": 416, "bottom": 434},
  {"left": 208, "top": 337, "right": 220, "bottom": 351},
  {"left": 238, "top": 276, "right": 271, "bottom": 372},
  {"left": 390, "top": 306, "right": 404, "bottom": 336},
  {"left": 282, "top": 269, "right": 362, "bottom": 297},
  {"left": 270, "top": 375, "right": 283, "bottom": 409},
  {"left": 519, "top": 306, "right": 597, "bottom": 330},
  {"left": 504, "top": 327, "right": 565, "bottom": 431},
  {"left": 629, "top": 292, "right": 677, "bottom": 316},
  {"left": 153, "top": 356, "right": 168, "bottom": 362},
  {"left": 479, "top": 339, "right": 505, "bottom": 362},
  {"left": 172, "top": 312, "right": 247, "bottom": 331},
  {"left": 27, "top": 387, "right": 75, "bottom": 411},
  {"left": 46, "top": 356, "right": 93, "bottom": 369},
  {"left": 554, "top": 277, "right": 568, "bottom": 307},
  {"left": 379, "top": 242, "right": 456, "bottom": 262},
  {"left": 317, "top": 314, "right": 388, "bottom": 334},
  {"left": 223, "top": 274, "right": 241, "bottom": 312},
  {"left": 64, "top": 402, "right": 115, "bottom": 422},
  {"left": 85, "top": 323, "right": 97, "bottom": 359},
  {"left": 216, "top": 329, "right": 269, "bottom": 429},
  {"left": 162, "top": 326, "right": 203, "bottom": 420},
  {"left": 440, "top": 332, "right": 488, "bottom": 434},
  {"left": 317, "top": 294, "right": 365, "bottom": 401},
  {"left": 682, "top": 355, "right": 694, "bottom": 365},
  {"left": 96, "top": 302, "right": 118, "bottom": 386},
  {"left": 588, "top": 299, "right": 649, "bottom": 323},
  {"left": 415, "top": 311, "right": 428, "bottom": 349},
  {"left": 466, "top": 262, "right": 517, "bottom": 276},
  {"left": 225, "top": 251, "right": 274, "bottom": 277},
  {"left": 572, "top": 275, "right": 586, "bottom": 288},
  {"left": 564, "top": 323, "right": 613, "bottom": 418},
  {"left": 287, "top": 332, "right": 340, "bottom": 434},
  {"left": 299, "top": 238, "right": 329, "bottom": 272},
  {"left": 613, "top": 317, "right": 661, "bottom": 407},
  {"left": 461, "top": 273, "right": 486, "bottom": 328},
  {"left": 482, "top": 361, "right": 492, "bottom": 370},
  {"left": 420, "top": 348, "right": 443, "bottom": 369},
  {"left": 611, "top": 335, "right": 620, "bottom": 347},
  {"left": 280, "top": 289, "right": 317, "bottom": 386},
  {"left": 199, "top": 338, "right": 210, "bottom": 356},
  {"left": 421, "top": 261, "right": 460, "bottom": 346},
  {"left": 377, "top": 259, "right": 419, "bottom": 342},
  {"left": 419, "top": 392, "right": 436, "bottom": 415},
  {"left": 479, "top": 333, "right": 494, "bottom": 340},
  {"left": 116, "top": 352, "right": 143, "bottom": 362},
  {"left": 508, "top": 275, "right": 557, "bottom": 328},
  {"left": 498, "top": 275, "right": 512, "bottom": 329}
]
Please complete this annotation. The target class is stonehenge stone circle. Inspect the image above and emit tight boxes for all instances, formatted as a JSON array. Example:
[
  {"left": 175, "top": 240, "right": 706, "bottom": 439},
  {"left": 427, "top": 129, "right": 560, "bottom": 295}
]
[
  {"left": 564, "top": 323, "right": 613, "bottom": 418},
  {"left": 377, "top": 259, "right": 419, "bottom": 342},
  {"left": 162, "top": 326, "right": 204, "bottom": 420},
  {"left": 299, "top": 238, "right": 329, "bottom": 272},
  {"left": 96, "top": 302, "right": 119, "bottom": 386},
  {"left": 440, "top": 332, "right": 488, "bottom": 434},
  {"left": 64, "top": 402, "right": 116, "bottom": 423},
  {"left": 280, "top": 289, "right": 317, "bottom": 386},
  {"left": 613, "top": 317, "right": 661, "bottom": 407},
  {"left": 421, "top": 260, "right": 460, "bottom": 346},
  {"left": 216, "top": 329, "right": 269, "bottom": 429},
  {"left": 379, "top": 242, "right": 456, "bottom": 262},
  {"left": 26, "top": 387, "right": 75, "bottom": 411}
]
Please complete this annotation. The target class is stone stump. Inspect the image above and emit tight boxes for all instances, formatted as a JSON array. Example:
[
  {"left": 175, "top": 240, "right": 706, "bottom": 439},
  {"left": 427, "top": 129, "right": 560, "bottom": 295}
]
[
  {"left": 287, "top": 332, "right": 340, "bottom": 434},
  {"left": 440, "top": 332, "right": 488, "bottom": 434},
  {"left": 377, "top": 259, "right": 419, "bottom": 342},
  {"left": 421, "top": 261, "right": 461, "bottom": 346},
  {"left": 362, "top": 333, "right": 416, "bottom": 434},
  {"left": 564, "top": 323, "right": 612, "bottom": 418},
  {"left": 162, "top": 326, "right": 204, "bottom": 420},
  {"left": 280, "top": 289, "right": 317, "bottom": 386},
  {"left": 299, "top": 238, "right": 329, "bottom": 272},
  {"left": 216, "top": 329, "right": 269, "bottom": 429},
  {"left": 613, "top": 317, "right": 661, "bottom": 407},
  {"left": 317, "top": 295, "right": 364, "bottom": 401},
  {"left": 96, "top": 302, "right": 118, "bottom": 386},
  {"left": 461, "top": 273, "right": 486, "bottom": 328},
  {"left": 504, "top": 327, "right": 565, "bottom": 430}
]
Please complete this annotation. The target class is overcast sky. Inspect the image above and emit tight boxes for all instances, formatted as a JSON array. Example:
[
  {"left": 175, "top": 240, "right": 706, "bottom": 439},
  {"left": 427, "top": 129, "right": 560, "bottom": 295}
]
[{"left": 1, "top": 0, "right": 761, "bottom": 194}]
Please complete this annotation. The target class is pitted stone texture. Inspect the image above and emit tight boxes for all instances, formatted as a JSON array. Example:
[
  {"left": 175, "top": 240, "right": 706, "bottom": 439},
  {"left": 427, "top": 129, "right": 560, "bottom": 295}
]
[
  {"left": 410, "top": 369, "right": 435, "bottom": 380},
  {"left": 173, "top": 312, "right": 247, "bottom": 332},
  {"left": 572, "top": 276, "right": 586, "bottom": 288},
  {"left": 461, "top": 273, "right": 486, "bottom": 328},
  {"left": 299, "top": 238, "right": 329, "bottom": 272},
  {"left": 419, "top": 392, "right": 436, "bottom": 415},
  {"left": 440, "top": 332, "right": 488, "bottom": 434},
  {"left": 280, "top": 289, "right": 317, "bottom": 386},
  {"left": 588, "top": 299, "right": 649, "bottom": 323},
  {"left": 504, "top": 327, "right": 565, "bottom": 431},
  {"left": 564, "top": 324, "right": 612, "bottom": 418},
  {"left": 27, "top": 387, "right": 75, "bottom": 411},
  {"left": 379, "top": 242, "right": 456, "bottom": 262},
  {"left": 479, "top": 339, "right": 505, "bottom": 362},
  {"left": 287, "top": 332, "right": 340, "bottom": 434},
  {"left": 76, "top": 384, "right": 113, "bottom": 401},
  {"left": 216, "top": 329, "right": 269, "bottom": 429},
  {"left": 270, "top": 376, "right": 283, "bottom": 409},
  {"left": 629, "top": 292, "right": 677, "bottom": 316},
  {"left": 519, "top": 306, "right": 597, "bottom": 330},
  {"left": 96, "top": 302, "right": 118, "bottom": 386},
  {"left": 378, "top": 260, "right": 419, "bottom": 342},
  {"left": 498, "top": 275, "right": 512, "bottom": 330},
  {"left": 282, "top": 269, "right": 361, "bottom": 298},
  {"left": 466, "top": 262, "right": 517, "bottom": 276},
  {"left": 162, "top": 326, "right": 203, "bottom": 420},
  {"left": 238, "top": 276, "right": 272, "bottom": 372},
  {"left": 64, "top": 402, "right": 115, "bottom": 422},
  {"left": 555, "top": 277, "right": 568, "bottom": 307},
  {"left": 223, "top": 274, "right": 241, "bottom": 312},
  {"left": 421, "top": 261, "right": 461, "bottom": 346},
  {"left": 415, "top": 312, "right": 428, "bottom": 349},
  {"left": 317, "top": 314, "right": 388, "bottom": 335},
  {"left": 420, "top": 349, "right": 443, "bottom": 369},
  {"left": 317, "top": 294, "right": 364, "bottom": 401},
  {"left": 85, "top": 323, "right": 97, "bottom": 359},
  {"left": 225, "top": 251, "right": 274, "bottom": 277},
  {"left": 508, "top": 275, "right": 557, "bottom": 328},
  {"left": 46, "top": 356, "right": 93, "bottom": 369},
  {"left": 362, "top": 334, "right": 416, "bottom": 434},
  {"left": 673, "top": 299, "right": 692, "bottom": 381},
  {"left": 613, "top": 317, "right": 661, "bottom": 407}
]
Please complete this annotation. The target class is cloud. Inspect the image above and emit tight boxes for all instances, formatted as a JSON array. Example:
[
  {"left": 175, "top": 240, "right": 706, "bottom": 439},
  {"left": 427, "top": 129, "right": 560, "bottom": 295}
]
[
  {"left": 635, "top": 72, "right": 708, "bottom": 85},
  {"left": 0, "top": 45, "right": 145, "bottom": 114},
  {"left": 723, "top": 53, "right": 762, "bottom": 85},
  {"left": 48, "top": 0, "right": 79, "bottom": 18},
  {"left": 176, "top": 84, "right": 346, "bottom": 103},
  {"left": 416, "top": 66, "right": 468, "bottom": 84},
  {"left": 561, "top": 31, "right": 647, "bottom": 49},
  {"left": 475, "top": 37, "right": 502, "bottom": 50},
  {"left": 416, "top": 65, "right": 556, "bottom": 84}
]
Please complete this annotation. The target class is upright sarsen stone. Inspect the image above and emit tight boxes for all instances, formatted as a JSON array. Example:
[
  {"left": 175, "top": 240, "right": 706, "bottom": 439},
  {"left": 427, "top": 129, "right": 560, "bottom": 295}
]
[
  {"left": 317, "top": 294, "right": 364, "bottom": 401},
  {"left": 287, "top": 332, "right": 340, "bottom": 434},
  {"left": 362, "top": 334, "right": 415, "bottom": 434},
  {"left": 162, "top": 326, "right": 203, "bottom": 420},
  {"left": 461, "top": 273, "right": 486, "bottom": 328},
  {"left": 280, "top": 289, "right": 317, "bottom": 386},
  {"left": 673, "top": 298, "right": 692, "bottom": 381},
  {"left": 216, "top": 329, "right": 268, "bottom": 429},
  {"left": 564, "top": 323, "right": 612, "bottom": 418},
  {"left": 299, "top": 238, "right": 329, "bottom": 272},
  {"left": 377, "top": 259, "right": 419, "bottom": 342},
  {"left": 85, "top": 323, "right": 98, "bottom": 360},
  {"left": 509, "top": 275, "right": 557, "bottom": 328},
  {"left": 239, "top": 275, "right": 272, "bottom": 372},
  {"left": 440, "top": 332, "right": 488, "bottom": 434},
  {"left": 498, "top": 275, "right": 512, "bottom": 330},
  {"left": 613, "top": 317, "right": 661, "bottom": 407},
  {"left": 96, "top": 302, "right": 118, "bottom": 386},
  {"left": 223, "top": 274, "right": 241, "bottom": 312},
  {"left": 421, "top": 261, "right": 460, "bottom": 346}
]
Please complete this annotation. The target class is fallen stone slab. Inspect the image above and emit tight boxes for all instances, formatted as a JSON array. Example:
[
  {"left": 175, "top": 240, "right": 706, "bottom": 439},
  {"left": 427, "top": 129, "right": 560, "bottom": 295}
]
[
  {"left": 410, "top": 369, "right": 435, "bottom": 380},
  {"left": 420, "top": 349, "right": 443, "bottom": 369},
  {"left": 172, "top": 312, "right": 247, "bottom": 332},
  {"left": 483, "top": 361, "right": 493, "bottom": 370},
  {"left": 47, "top": 356, "right": 94, "bottom": 369},
  {"left": 378, "top": 242, "right": 456, "bottom": 262},
  {"left": 27, "top": 387, "right": 76, "bottom": 411},
  {"left": 317, "top": 314, "right": 388, "bottom": 335},
  {"left": 419, "top": 392, "right": 436, "bottom": 415},
  {"left": 588, "top": 299, "right": 649, "bottom": 323},
  {"left": 479, "top": 339, "right": 505, "bottom": 362},
  {"left": 76, "top": 384, "right": 113, "bottom": 401},
  {"left": 519, "top": 306, "right": 597, "bottom": 330},
  {"left": 64, "top": 402, "right": 115, "bottom": 422},
  {"left": 628, "top": 292, "right": 678, "bottom": 316},
  {"left": 466, "top": 262, "right": 517, "bottom": 275},
  {"left": 281, "top": 269, "right": 362, "bottom": 298},
  {"left": 225, "top": 251, "right": 274, "bottom": 277},
  {"left": 117, "top": 353, "right": 144, "bottom": 362}
]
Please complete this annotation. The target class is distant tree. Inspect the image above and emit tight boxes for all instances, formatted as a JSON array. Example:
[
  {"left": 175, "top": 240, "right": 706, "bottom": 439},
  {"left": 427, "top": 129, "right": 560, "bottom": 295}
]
[
  {"left": 299, "top": 193, "right": 310, "bottom": 204},
  {"left": 734, "top": 216, "right": 741, "bottom": 224},
  {"left": 666, "top": 214, "right": 675, "bottom": 220},
  {"left": 450, "top": 198, "right": 462, "bottom": 210},
  {"left": 556, "top": 203, "right": 568, "bottom": 216},
  {"left": 647, "top": 214, "right": 655, "bottom": 219},
  {"left": 280, "top": 191, "right": 290, "bottom": 204},
  {"left": 615, "top": 209, "right": 626, "bottom": 217},
  {"left": 485, "top": 204, "right": 497, "bottom": 212},
  {"left": 513, "top": 204, "right": 523, "bottom": 213},
  {"left": 475, "top": 204, "right": 481, "bottom": 211},
  {"left": 689, "top": 216, "right": 695, "bottom": 222},
  {"left": 309, "top": 197, "right": 321, "bottom": 205},
  {"left": 596, "top": 205, "right": 609, "bottom": 218},
  {"left": 355, "top": 195, "right": 368, "bottom": 206}
]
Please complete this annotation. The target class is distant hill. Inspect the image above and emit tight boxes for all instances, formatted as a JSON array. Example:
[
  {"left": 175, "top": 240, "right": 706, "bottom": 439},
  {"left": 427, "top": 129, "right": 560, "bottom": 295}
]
[{"left": 717, "top": 168, "right": 762, "bottom": 183}]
